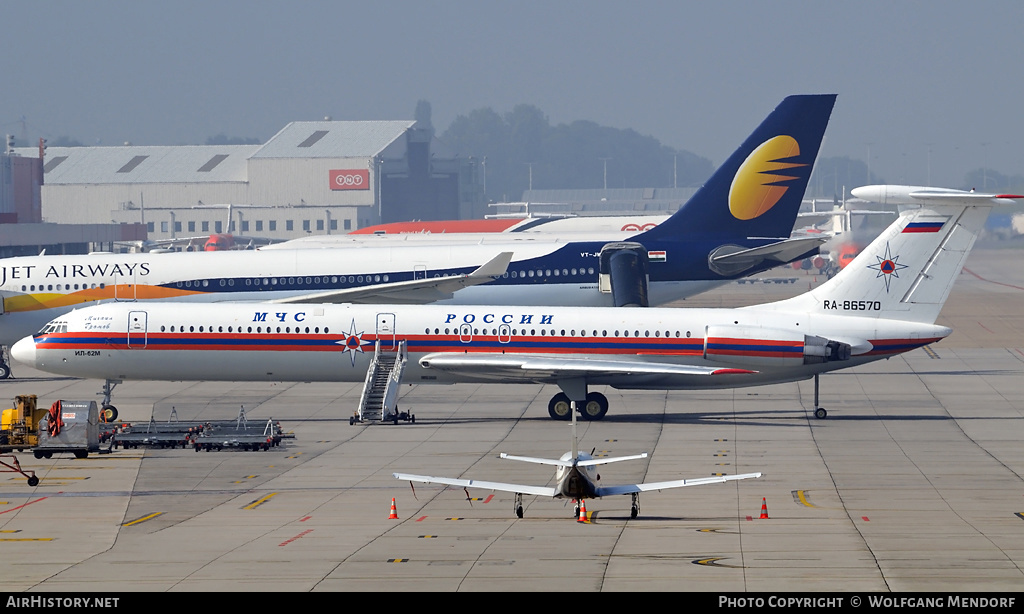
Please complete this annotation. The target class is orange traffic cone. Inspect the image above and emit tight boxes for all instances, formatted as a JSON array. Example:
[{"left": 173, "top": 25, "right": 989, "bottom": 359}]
[
  {"left": 759, "top": 497, "right": 769, "bottom": 519},
  {"left": 577, "top": 500, "right": 588, "bottom": 523},
  {"left": 388, "top": 497, "right": 399, "bottom": 520}
]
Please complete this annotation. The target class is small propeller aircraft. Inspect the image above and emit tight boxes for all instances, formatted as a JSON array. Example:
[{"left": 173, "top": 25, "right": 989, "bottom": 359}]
[{"left": 394, "top": 402, "right": 761, "bottom": 520}]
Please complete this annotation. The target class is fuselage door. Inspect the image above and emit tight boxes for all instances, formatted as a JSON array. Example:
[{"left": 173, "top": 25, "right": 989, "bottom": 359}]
[
  {"left": 114, "top": 269, "right": 138, "bottom": 302},
  {"left": 376, "top": 312, "right": 396, "bottom": 351},
  {"left": 127, "top": 311, "right": 148, "bottom": 348},
  {"left": 414, "top": 265, "right": 427, "bottom": 281},
  {"left": 459, "top": 323, "right": 473, "bottom": 344},
  {"left": 498, "top": 323, "right": 511, "bottom": 344}
]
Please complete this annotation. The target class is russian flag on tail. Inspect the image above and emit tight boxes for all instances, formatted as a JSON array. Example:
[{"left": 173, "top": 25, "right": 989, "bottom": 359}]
[{"left": 902, "top": 219, "right": 948, "bottom": 233}]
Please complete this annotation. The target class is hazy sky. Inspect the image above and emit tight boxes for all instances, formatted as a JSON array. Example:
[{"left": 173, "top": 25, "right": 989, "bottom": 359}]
[{"left": 4, "top": 1, "right": 1022, "bottom": 190}]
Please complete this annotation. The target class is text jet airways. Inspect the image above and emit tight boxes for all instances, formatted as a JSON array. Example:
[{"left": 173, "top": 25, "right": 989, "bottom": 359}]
[
  {"left": 0, "top": 94, "right": 835, "bottom": 378},
  {"left": 14, "top": 186, "right": 1014, "bottom": 422}
]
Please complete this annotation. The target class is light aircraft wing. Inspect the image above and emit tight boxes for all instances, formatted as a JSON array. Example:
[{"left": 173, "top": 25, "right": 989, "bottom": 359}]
[
  {"left": 420, "top": 353, "right": 755, "bottom": 380},
  {"left": 595, "top": 472, "right": 762, "bottom": 497},
  {"left": 269, "top": 251, "right": 513, "bottom": 305},
  {"left": 393, "top": 472, "right": 558, "bottom": 497}
]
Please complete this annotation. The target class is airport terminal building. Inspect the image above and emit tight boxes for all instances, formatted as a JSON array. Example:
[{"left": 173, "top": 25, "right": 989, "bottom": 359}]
[{"left": 12, "top": 120, "right": 484, "bottom": 247}]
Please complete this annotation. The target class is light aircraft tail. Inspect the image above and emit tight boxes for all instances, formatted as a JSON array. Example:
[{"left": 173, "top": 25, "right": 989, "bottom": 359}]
[
  {"left": 759, "top": 185, "right": 1016, "bottom": 324},
  {"left": 636, "top": 94, "right": 836, "bottom": 243}
]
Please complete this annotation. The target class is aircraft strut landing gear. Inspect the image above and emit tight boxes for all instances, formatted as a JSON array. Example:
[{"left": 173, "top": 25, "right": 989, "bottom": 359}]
[
  {"left": 99, "top": 379, "right": 122, "bottom": 422},
  {"left": 813, "top": 374, "right": 827, "bottom": 419},
  {"left": 631, "top": 493, "right": 639, "bottom": 519},
  {"left": 514, "top": 493, "right": 524, "bottom": 518}
]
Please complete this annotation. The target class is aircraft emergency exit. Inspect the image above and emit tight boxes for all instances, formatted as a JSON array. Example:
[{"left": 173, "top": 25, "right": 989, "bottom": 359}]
[
  {"left": 0, "top": 94, "right": 835, "bottom": 379},
  {"left": 13, "top": 186, "right": 1013, "bottom": 422}
]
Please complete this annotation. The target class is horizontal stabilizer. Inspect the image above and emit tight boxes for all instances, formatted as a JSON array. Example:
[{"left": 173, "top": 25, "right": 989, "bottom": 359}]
[
  {"left": 576, "top": 453, "right": 648, "bottom": 467},
  {"left": 709, "top": 236, "right": 826, "bottom": 276},
  {"left": 499, "top": 453, "right": 574, "bottom": 468},
  {"left": 851, "top": 185, "right": 1024, "bottom": 207}
]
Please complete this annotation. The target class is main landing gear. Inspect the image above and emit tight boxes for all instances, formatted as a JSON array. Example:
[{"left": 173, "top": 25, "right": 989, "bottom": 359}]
[
  {"left": 514, "top": 493, "right": 524, "bottom": 518},
  {"left": 547, "top": 392, "right": 608, "bottom": 421}
]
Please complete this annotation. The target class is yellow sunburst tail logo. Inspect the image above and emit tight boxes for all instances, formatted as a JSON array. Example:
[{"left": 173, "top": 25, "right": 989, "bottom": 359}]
[{"left": 728, "top": 135, "right": 807, "bottom": 221}]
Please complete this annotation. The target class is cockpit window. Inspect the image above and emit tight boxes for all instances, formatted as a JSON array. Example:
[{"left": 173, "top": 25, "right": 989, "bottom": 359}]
[{"left": 35, "top": 321, "right": 67, "bottom": 336}]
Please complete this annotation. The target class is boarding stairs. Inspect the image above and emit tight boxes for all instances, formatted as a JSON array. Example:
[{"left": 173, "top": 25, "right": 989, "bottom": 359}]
[{"left": 355, "top": 340, "right": 411, "bottom": 424}]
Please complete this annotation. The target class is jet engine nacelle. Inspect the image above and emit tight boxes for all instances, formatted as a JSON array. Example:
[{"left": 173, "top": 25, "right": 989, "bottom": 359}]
[
  {"left": 598, "top": 242, "right": 650, "bottom": 307},
  {"left": 703, "top": 325, "right": 851, "bottom": 369}
]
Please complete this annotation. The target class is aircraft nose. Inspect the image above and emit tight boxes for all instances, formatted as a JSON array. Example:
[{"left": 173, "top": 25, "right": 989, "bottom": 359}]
[{"left": 10, "top": 336, "right": 37, "bottom": 366}]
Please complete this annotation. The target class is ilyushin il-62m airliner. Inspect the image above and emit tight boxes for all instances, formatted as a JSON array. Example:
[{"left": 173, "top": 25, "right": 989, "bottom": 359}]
[
  {"left": 0, "top": 94, "right": 836, "bottom": 379},
  {"left": 15, "top": 186, "right": 1017, "bottom": 423}
]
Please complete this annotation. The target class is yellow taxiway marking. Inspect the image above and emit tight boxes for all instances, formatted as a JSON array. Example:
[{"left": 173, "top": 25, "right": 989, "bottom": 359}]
[
  {"left": 418, "top": 535, "right": 437, "bottom": 539},
  {"left": 1015, "top": 513, "right": 1024, "bottom": 521},
  {"left": 0, "top": 529, "right": 21, "bottom": 533},
  {"left": 923, "top": 345, "right": 940, "bottom": 359},
  {"left": 387, "top": 559, "right": 408, "bottom": 563},
  {"left": 0, "top": 538, "right": 54, "bottom": 542},
  {"left": 793, "top": 490, "right": 817, "bottom": 508},
  {"left": 445, "top": 517, "right": 464, "bottom": 521},
  {"left": 244, "top": 493, "right": 277, "bottom": 510},
  {"left": 122, "top": 512, "right": 164, "bottom": 526}
]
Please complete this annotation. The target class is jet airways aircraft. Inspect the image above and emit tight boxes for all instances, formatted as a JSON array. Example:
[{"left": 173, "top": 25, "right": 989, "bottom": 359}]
[
  {"left": 395, "top": 407, "right": 760, "bottom": 519},
  {"left": 0, "top": 94, "right": 835, "bottom": 378},
  {"left": 13, "top": 186, "right": 1014, "bottom": 423}
]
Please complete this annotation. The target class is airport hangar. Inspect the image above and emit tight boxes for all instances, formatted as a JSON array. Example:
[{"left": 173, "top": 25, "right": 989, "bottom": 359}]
[{"left": 6, "top": 119, "right": 486, "bottom": 252}]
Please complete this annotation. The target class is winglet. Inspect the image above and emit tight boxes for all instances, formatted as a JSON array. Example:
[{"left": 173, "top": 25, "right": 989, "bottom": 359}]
[{"left": 469, "top": 251, "right": 513, "bottom": 278}]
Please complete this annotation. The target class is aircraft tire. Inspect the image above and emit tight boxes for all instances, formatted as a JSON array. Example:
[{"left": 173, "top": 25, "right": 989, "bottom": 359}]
[
  {"left": 101, "top": 405, "right": 118, "bottom": 422},
  {"left": 27, "top": 475, "right": 39, "bottom": 487},
  {"left": 547, "top": 393, "right": 572, "bottom": 420},
  {"left": 581, "top": 392, "right": 608, "bottom": 421},
  {"left": 0, "top": 362, "right": 10, "bottom": 379},
  {"left": 516, "top": 506, "right": 524, "bottom": 519},
  {"left": 815, "top": 407, "right": 827, "bottom": 419}
]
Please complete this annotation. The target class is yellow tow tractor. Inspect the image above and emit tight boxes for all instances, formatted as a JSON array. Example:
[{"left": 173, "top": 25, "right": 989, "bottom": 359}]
[{"left": 0, "top": 395, "right": 44, "bottom": 485}]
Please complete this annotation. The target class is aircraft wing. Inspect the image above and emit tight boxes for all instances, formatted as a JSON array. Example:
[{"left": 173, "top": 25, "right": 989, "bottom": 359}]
[
  {"left": 419, "top": 353, "right": 755, "bottom": 380},
  {"left": 595, "top": 472, "right": 762, "bottom": 497},
  {"left": 225, "top": 235, "right": 282, "bottom": 249},
  {"left": 269, "top": 251, "right": 513, "bottom": 305},
  {"left": 393, "top": 472, "right": 558, "bottom": 498}
]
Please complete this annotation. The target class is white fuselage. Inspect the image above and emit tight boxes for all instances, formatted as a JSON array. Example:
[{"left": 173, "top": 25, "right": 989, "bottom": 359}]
[
  {"left": 0, "top": 234, "right": 732, "bottom": 348},
  {"left": 14, "top": 301, "right": 949, "bottom": 390}
]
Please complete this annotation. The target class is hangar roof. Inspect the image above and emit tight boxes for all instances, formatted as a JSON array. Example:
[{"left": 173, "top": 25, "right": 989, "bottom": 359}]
[
  {"left": 17, "top": 120, "right": 417, "bottom": 185},
  {"left": 27, "top": 145, "right": 259, "bottom": 185},
  {"left": 252, "top": 120, "right": 416, "bottom": 159}
]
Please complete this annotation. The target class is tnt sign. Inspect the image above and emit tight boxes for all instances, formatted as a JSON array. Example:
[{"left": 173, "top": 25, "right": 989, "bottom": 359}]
[{"left": 329, "top": 169, "right": 369, "bottom": 191}]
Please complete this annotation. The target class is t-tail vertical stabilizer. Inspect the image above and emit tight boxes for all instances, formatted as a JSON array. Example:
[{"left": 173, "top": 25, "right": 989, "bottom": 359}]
[
  {"left": 637, "top": 94, "right": 836, "bottom": 243},
  {"left": 758, "top": 185, "right": 1006, "bottom": 324}
]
